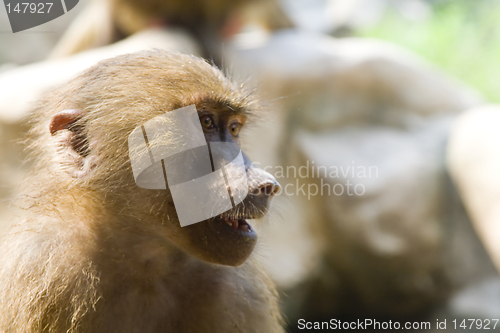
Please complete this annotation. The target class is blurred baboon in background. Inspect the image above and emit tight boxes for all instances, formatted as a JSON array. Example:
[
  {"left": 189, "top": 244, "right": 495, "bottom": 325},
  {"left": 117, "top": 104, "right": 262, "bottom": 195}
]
[{"left": 50, "top": 0, "right": 292, "bottom": 60}]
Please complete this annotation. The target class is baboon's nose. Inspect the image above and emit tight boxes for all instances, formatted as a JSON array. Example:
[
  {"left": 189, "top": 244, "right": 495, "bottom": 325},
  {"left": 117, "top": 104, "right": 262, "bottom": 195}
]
[{"left": 252, "top": 181, "right": 281, "bottom": 198}]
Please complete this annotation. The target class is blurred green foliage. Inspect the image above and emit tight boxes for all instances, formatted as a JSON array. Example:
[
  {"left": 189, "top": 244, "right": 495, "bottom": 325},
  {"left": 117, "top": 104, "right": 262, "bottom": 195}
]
[{"left": 357, "top": 0, "right": 500, "bottom": 102}]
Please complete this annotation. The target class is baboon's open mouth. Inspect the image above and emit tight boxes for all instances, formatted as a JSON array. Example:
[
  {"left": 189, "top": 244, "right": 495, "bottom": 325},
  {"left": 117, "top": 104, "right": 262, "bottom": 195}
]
[
  {"left": 219, "top": 216, "right": 253, "bottom": 232},
  {"left": 213, "top": 214, "right": 257, "bottom": 241}
]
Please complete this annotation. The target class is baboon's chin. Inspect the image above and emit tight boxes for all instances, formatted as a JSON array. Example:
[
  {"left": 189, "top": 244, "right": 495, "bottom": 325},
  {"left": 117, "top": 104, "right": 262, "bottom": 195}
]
[{"left": 178, "top": 215, "right": 258, "bottom": 267}]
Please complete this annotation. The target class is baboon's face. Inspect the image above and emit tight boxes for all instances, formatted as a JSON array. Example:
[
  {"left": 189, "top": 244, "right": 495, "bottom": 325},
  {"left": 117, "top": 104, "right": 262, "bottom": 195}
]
[
  {"left": 166, "top": 101, "right": 280, "bottom": 266},
  {"left": 49, "top": 101, "right": 279, "bottom": 266}
]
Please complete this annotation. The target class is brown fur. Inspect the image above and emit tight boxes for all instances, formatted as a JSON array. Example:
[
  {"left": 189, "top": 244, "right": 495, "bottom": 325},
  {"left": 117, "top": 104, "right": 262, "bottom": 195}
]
[
  {"left": 50, "top": 0, "right": 292, "bottom": 59},
  {"left": 0, "top": 50, "right": 283, "bottom": 333},
  {"left": 111, "top": 0, "right": 251, "bottom": 34}
]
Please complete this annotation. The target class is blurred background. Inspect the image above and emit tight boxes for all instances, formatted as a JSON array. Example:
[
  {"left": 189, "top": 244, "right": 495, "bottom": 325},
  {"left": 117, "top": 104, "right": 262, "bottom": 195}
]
[
  {"left": 356, "top": 0, "right": 500, "bottom": 104},
  {"left": 1, "top": 0, "right": 500, "bottom": 332},
  {"left": 279, "top": 0, "right": 500, "bottom": 103},
  {"left": 3, "top": 0, "right": 500, "bottom": 97}
]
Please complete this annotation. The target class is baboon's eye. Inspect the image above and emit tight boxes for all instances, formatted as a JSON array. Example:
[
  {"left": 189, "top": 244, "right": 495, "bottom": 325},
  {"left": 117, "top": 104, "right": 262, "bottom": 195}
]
[
  {"left": 200, "top": 115, "right": 215, "bottom": 129},
  {"left": 230, "top": 122, "right": 242, "bottom": 137}
]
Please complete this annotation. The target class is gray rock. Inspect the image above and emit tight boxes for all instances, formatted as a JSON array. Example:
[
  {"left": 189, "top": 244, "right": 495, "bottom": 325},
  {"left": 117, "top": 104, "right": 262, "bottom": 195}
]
[{"left": 226, "top": 29, "right": 495, "bottom": 320}]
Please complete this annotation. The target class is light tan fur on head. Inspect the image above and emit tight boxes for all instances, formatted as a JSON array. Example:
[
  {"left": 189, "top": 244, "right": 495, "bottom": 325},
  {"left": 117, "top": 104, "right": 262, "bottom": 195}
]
[
  {"left": 30, "top": 50, "right": 256, "bottom": 210},
  {"left": 0, "top": 50, "right": 283, "bottom": 333}
]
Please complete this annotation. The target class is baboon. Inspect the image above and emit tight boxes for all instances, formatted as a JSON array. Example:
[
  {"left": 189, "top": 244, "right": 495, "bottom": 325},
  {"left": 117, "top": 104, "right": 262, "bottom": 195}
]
[
  {"left": 50, "top": 0, "right": 292, "bottom": 59},
  {"left": 0, "top": 50, "right": 283, "bottom": 333}
]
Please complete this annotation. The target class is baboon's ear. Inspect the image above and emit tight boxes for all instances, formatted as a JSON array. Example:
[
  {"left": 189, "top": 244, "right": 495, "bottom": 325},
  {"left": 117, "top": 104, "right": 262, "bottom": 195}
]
[
  {"left": 49, "top": 109, "right": 83, "bottom": 135},
  {"left": 49, "top": 109, "right": 96, "bottom": 178}
]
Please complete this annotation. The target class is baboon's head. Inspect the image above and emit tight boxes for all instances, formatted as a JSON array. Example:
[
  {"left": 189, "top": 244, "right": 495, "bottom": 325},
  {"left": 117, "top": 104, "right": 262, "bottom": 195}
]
[{"left": 31, "top": 50, "right": 280, "bottom": 266}]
